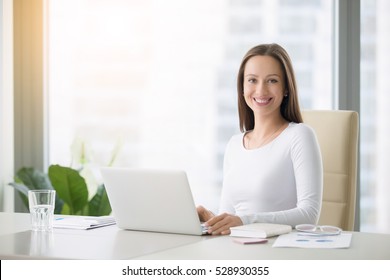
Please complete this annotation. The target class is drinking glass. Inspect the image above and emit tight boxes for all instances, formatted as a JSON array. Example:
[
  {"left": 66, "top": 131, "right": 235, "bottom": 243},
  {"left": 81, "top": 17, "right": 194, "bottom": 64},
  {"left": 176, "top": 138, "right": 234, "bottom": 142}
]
[{"left": 28, "top": 190, "right": 56, "bottom": 231}]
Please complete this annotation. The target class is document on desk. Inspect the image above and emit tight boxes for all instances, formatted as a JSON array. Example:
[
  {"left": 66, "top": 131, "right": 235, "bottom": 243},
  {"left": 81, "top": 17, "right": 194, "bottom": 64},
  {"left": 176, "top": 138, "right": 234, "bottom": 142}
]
[
  {"left": 53, "top": 216, "right": 116, "bottom": 230},
  {"left": 272, "top": 232, "right": 352, "bottom": 249}
]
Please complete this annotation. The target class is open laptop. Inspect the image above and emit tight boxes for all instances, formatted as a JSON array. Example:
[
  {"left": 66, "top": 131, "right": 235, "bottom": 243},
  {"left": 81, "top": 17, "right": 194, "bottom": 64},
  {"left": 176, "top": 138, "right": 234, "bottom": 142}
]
[{"left": 100, "top": 167, "right": 209, "bottom": 236}]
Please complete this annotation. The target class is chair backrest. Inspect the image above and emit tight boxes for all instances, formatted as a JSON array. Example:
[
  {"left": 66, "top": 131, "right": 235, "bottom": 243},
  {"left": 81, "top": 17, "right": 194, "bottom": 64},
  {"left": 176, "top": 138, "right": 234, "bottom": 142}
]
[{"left": 302, "top": 110, "right": 359, "bottom": 231}]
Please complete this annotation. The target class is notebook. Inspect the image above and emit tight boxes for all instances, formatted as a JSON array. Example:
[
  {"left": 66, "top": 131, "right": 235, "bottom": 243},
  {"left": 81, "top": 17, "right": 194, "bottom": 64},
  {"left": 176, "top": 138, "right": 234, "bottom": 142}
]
[
  {"left": 100, "top": 167, "right": 208, "bottom": 236},
  {"left": 230, "top": 223, "right": 292, "bottom": 238},
  {"left": 54, "top": 216, "right": 116, "bottom": 230}
]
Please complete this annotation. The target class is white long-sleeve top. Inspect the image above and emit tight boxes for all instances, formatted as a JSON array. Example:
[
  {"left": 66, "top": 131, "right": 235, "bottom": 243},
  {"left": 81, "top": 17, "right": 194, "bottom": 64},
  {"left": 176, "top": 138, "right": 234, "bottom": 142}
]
[{"left": 219, "top": 122, "right": 323, "bottom": 227}]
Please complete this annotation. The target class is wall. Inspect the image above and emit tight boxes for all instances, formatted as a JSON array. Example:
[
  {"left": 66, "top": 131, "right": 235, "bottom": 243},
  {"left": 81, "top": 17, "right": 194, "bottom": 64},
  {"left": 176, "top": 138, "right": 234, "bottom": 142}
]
[{"left": 0, "top": 0, "right": 15, "bottom": 212}]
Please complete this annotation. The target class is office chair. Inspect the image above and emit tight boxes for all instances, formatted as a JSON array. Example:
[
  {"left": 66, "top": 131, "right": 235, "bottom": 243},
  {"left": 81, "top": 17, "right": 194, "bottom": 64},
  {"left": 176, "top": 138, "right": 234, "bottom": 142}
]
[{"left": 302, "top": 110, "right": 359, "bottom": 231}]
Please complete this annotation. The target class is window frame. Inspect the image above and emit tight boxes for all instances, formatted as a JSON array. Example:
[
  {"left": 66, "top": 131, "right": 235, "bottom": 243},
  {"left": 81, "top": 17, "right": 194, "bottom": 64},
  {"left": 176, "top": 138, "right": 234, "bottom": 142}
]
[{"left": 333, "top": 0, "right": 361, "bottom": 230}]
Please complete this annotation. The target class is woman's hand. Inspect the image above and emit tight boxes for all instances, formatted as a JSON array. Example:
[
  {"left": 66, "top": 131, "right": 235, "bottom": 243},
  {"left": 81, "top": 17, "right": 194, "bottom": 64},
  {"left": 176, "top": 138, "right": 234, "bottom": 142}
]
[
  {"left": 197, "top": 205, "right": 215, "bottom": 222},
  {"left": 205, "top": 213, "right": 243, "bottom": 235}
]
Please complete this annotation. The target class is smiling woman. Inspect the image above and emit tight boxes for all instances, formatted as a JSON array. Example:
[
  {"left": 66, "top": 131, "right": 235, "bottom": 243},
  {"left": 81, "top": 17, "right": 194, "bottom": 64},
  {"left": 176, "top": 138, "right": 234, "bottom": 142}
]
[
  {"left": 197, "top": 44, "right": 323, "bottom": 235},
  {"left": 237, "top": 44, "right": 303, "bottom": 135},
  {"left": 242, "top": 54, "right": 289, "bottom": 150},
  {"left": 243, "top": 56, "right": 286, "bottom": 115}
]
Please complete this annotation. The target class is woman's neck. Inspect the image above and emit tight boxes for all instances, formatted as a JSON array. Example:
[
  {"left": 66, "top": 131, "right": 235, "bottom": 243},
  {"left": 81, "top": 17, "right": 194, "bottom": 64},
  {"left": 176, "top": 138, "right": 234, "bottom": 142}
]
[
  {"left": 244, "top": 114, "right": 288, "bottom": 150},
  {"left": 252, "top": 114, "right": 287, "bottom": 138}
]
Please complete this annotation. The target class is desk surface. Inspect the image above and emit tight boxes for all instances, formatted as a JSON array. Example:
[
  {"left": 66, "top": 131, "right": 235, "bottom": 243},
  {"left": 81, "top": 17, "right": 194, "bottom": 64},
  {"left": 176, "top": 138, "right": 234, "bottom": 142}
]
[{"left": 1, "top": 212, "right": 389, "bottom": 260}]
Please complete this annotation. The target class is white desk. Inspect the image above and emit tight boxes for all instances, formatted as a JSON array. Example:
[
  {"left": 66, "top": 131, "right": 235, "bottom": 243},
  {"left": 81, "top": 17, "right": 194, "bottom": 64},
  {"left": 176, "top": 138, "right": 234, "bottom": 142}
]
[{"left": 1, "top": 212, "right": 389, "bottom": 260}]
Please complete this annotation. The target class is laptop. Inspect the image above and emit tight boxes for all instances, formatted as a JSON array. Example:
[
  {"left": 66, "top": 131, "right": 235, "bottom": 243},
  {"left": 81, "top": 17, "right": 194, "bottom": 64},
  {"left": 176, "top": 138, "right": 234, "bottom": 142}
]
[{"left": 100, "top": 167, "right": 209, "bottom": 235}]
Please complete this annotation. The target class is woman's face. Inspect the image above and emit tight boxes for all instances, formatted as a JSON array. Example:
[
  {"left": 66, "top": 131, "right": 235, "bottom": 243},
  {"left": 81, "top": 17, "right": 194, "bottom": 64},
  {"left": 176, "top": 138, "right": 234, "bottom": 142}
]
[{"left": 243, "top": 55, "right": 286, "bottom": 118}]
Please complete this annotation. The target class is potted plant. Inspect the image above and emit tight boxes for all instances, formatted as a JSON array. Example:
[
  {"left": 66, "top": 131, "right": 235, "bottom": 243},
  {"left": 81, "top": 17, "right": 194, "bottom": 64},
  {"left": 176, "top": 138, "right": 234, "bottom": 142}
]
[
  {"left": 9, "top": 164, "right": 112, "bottom": 216},
  {"left": 8, "top": 137, "right": 123, "bottom": 216}
]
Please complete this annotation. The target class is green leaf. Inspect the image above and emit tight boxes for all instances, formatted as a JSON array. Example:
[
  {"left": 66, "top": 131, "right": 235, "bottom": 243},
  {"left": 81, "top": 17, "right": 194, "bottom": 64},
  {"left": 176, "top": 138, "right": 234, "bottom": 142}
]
[
  {"left": 48, "top": 164, "right": 88, "bottom": 215},
  {"left": 8, "top": 182, "right": 30, "bottom": 209},
  {"left": 9, "top": 167, "right": 64, "bottom": 214},
  {"left": 15, "top": 167, "right": 53, "bottom": 190},
  {"left": 60, "top": 203, "right": 71, "bottom": 215},
  {"left": 88, "top": 184, "right": 112, "bottom": 216},
  {"left": 79, "top": 204, "right": 90, "bottom": 216}
]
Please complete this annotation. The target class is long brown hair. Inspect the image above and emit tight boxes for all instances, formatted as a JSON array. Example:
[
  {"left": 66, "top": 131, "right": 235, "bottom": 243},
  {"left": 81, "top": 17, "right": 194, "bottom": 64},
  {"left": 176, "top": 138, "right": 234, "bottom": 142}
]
[{"left": 237, "top": 43, "right": 303, "bottom": 132}]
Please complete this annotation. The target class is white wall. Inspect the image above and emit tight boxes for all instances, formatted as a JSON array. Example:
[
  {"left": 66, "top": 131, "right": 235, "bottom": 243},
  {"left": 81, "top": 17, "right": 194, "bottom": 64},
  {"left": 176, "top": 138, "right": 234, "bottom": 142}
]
[{"left": 0, "top": 0, "right": 15, "bottom": 212}]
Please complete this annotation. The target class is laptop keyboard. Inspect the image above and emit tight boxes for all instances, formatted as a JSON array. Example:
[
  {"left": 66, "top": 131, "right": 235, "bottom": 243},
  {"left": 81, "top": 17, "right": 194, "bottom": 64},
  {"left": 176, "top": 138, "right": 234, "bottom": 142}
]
[{"left": 201, "top": 223, "right": 210, "bottom": 234}]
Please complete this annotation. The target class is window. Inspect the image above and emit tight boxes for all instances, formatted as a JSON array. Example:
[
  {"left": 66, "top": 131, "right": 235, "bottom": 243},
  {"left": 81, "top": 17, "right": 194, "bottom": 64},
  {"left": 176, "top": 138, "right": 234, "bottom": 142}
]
[
  {"left": 360, "top": 0, "right": 390, "bottom": 233},
  {"left": 46, "top": 0, "right": 333, "bottom": 211}
]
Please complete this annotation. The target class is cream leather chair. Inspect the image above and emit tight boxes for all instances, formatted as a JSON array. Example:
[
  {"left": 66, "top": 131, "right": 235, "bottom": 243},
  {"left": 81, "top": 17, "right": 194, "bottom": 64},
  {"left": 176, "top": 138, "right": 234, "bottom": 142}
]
[{"left": 302, "top": 110, "right": 359, "bottom": 231}]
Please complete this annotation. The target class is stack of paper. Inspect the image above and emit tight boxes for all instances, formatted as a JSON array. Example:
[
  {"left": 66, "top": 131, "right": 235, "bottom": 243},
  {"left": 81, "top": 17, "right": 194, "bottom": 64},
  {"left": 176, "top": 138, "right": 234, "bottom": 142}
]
[{"left": 53, "top": 216, "right": 116, "bottom": 230}]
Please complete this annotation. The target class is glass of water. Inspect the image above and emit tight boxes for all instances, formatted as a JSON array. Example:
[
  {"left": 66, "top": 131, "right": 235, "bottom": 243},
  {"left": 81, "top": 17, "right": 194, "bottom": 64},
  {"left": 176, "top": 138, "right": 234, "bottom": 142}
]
[{"left": 28, "top": 190, "right": 56, "bottom": 231}]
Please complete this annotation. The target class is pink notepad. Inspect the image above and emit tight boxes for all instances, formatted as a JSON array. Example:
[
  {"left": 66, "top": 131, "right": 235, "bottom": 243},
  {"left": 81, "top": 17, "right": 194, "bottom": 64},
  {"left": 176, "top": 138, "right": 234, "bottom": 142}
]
[{"left": 233, "top": 237, "right": 268, "bottom": 245}]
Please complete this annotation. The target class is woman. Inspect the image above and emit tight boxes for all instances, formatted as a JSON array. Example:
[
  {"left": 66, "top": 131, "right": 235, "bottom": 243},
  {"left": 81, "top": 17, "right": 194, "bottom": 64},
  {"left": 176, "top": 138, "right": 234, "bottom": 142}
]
[{"left": 198, "top": 43, "right": 323, "bottom": 235}]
